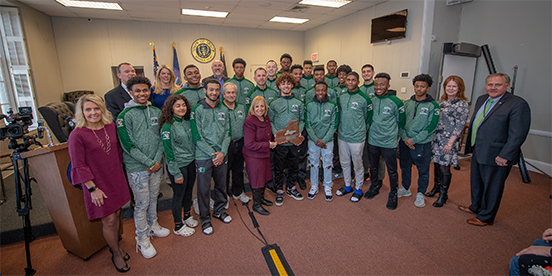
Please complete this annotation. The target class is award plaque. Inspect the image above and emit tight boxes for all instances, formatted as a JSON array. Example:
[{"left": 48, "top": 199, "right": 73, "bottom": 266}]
[{"left": 274, "top": 120, "right": 304, "bottom": 146}]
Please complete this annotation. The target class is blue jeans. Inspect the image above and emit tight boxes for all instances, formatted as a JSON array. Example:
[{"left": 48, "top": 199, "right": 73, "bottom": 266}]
[
  {"left": 127, "top": 170, "right": 162, "bottom": 238},
  {"left": 399, "top": 140, "right": 431, "bottom": 194},
  {"left": 509, "top": 239, "right": 550, "bottom": 276},
  {"left": 308, "top": 140, "right": 334, "bottom": 187}
]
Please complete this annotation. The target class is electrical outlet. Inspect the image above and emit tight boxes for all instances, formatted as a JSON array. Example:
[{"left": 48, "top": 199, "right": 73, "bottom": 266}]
[{"left": 401, "top": 87, "right": 407, "bottom": 93}]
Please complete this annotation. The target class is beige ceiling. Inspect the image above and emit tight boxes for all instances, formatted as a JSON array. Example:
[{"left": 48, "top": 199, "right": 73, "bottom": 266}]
[{"left": 12, "top": 0, "right": 387, "bottom": 31}]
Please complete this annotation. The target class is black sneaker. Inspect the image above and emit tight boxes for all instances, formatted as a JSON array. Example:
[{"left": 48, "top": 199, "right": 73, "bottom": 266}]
[
  {"left": 266, "top": 186, "right": 278, "bottom": 195},
  {"left": 287, "top": 187, "right": 304, "bottom": 201},
  {"left": 275, "top": 191, "right": 284, "bottom": 206},
  {"left": 364, "top": 181, "right": 382, "bottom": 199},
  {"left": 364, "top": 173, "right": 370, "bottom": 182},
  {"left": 386, "top": 193, "right": 398, "bottom": 210},
  {"left": 298, "top": 179, "right": 307, "bottom": 190}
]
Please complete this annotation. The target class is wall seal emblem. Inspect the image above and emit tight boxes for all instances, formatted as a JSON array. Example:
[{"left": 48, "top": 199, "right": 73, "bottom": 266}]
[{"left": 191, "top": 38, "right": 215, "bottom": 63}]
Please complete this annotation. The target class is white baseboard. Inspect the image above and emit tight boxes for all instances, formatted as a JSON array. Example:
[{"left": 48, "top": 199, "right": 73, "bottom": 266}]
[{"left": 516, "top": 158, "right": 552, "bottom": 177}]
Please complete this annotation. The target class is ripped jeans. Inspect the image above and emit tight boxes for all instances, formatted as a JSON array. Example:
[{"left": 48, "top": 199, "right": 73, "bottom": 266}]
[
  {"left": 127, "top": 170, "right": 162, "bottom": 238},
  {"left": 308, "top": 140, "right": 334, "bottom": 188}
]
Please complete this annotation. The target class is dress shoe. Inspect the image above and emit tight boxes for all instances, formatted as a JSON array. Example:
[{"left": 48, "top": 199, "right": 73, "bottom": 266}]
[
  {"left": 467, "top": 218, "right": 492, "bottom": 227},
  {"left": 458, "top": 205, "right": 474, "bottom": 214}
]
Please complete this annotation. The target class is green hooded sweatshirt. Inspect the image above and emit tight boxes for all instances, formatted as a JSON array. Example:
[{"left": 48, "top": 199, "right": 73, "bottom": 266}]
[
  {"left": 222, "top": 101, "right": 247, "bottom": 140},
  {"left": 400, "top": 94, "right": 440, "bottom": 145},
  {"left": 305, "top": 86, "right": 338, "bottom": 103},
  {"left": 161, "top": 116, "right": 194, "bottom": 179},
  {"left": 292, "top": 85, "right": 307, "bottom": 103},
  {"left": 245, "top": 86, "right": 279, "bottom": 108},
  {"left": 190, "top": 98, "right": 231, "bottom": 160},
  {"left": 368, "top": 94, "right": 406, "bottom": 148},
  {"left": 228, "top": 76, "right": 255, "bottom": 105},
  {"left": 117, "top": 100, "right": 164, "bottom": 173},
  {"left": 359, "top": 82, "right": 375, "bottom": 98},
  {"left": 301, "top": 76, "right": 316, "bottom": 90},
  {"left": 325, "top": 75, "right": 339, "bottom": 87},
  {"left": 338, "top": 89, "right": 373, "bottom": 143},
  {"left": 268, "top": 94, "right": 304, "bottom": 147},
  {"left": 267, "top": 77, "right": 277, "bottom": 91},
  {"left": 305, "top": 95, "right": 338, "bottom": 144},
  {"left": 174, "top": 86, "right": 204, "bottom": 106}
]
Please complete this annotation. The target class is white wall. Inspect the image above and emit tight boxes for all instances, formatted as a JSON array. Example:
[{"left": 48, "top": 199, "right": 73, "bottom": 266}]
[
  {"left": 51, "top": 17, "right": 305, "bottom": 97},
  {"left": 457, "top": 0, "right": 551, "bottom": 170},
  {"left": 304, "top": 0, "right": 426, "bottom": 100}
]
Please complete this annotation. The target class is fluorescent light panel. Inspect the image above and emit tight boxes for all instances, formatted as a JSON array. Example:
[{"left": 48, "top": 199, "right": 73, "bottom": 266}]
[
  {"left": 182, "top": 9, "right": 228, "bottom": 18},
  {"left": 270, "top": 16, "right": 309, "bottom": 24},
  {"left": 56, "top": 0, "right": 122, "bottom": 10},
  {"left": 299, "top": 0, "right": 351, "bottom": 8}
]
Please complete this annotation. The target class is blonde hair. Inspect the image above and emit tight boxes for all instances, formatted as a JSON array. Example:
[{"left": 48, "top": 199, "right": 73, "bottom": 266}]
[
  {"left": 248, "top": 96, "right": 268, "bottom": 117},
  {"left": 74, "top": 94, "right": 113, "bottom": 128},
  {"left": 153, "top": 65, "right": 180, "bottom": 94}
]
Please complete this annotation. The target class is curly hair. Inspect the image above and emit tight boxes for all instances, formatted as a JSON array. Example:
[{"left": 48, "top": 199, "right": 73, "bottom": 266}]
[
  {"left": 412, "top": 73, "right": 433, "bottom": 87},
  {"left": 158, "top": 94, "right": 191, "bottom": 131},
  {"left": 275, "top": 72, "right": 297, "bottom": 90},
  {"left": 232, "top": 58, "right": 246, "bottom": 68},
  {"left": 126, "top": 75, "right": 152, "bottom": 91},
  {"left": 336, "top": 64, "right": 352, "bottom": 76},
  {"left": 74, "top": 94, "right": 113, "bottom": 128},
  {"left": 442, "top": 75, "right": 468, "bottom": 101}
]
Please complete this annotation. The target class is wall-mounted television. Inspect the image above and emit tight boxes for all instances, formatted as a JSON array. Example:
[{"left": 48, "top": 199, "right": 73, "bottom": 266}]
[{"left": 371, "top": 9, "right": 408, "bottom": 44}]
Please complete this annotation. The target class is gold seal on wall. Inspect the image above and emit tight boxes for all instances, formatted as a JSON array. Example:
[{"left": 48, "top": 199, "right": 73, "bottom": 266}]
[{"left": 191, "top": 38, "right": 216, "bottom": 63}]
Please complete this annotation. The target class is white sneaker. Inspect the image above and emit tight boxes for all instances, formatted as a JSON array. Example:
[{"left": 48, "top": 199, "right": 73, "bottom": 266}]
[
  {"left": 135, "top": 235, "right": 157, "bottom": 259},
  {"left": 233, "top": 192, "right": 251, "bottom": 203},
  {"left": 149, "top": 221, "right": 170, "bottom": 237},
  {"left": 193, "top": 198, "right": 199, "bottom": 216},
  {"left": 324, "top": 186, "right": 333, "bottom": 202},
  {"left": 397, "top": 186, "right": 412, "bottom": 198},
  {"left": 184, "top": 216, "right": 199, "bottom": 228},
  {"left": 173, "top": 225, "right": 195, "bottom": 237},
  {"left": 414, "top": 192, "right": 426, "bottom": 208},
  {"left": 307, "top": 186, "right": 318, "bottom": 200}
]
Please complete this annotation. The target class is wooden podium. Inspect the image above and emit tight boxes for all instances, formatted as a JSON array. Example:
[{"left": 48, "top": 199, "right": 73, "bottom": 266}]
[{"left": 22, "top": 143, "right": 110, "bottom": 260}]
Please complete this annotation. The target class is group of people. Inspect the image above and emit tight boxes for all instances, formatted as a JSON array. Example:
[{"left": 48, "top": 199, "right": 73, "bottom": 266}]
[{"left": 67, "top": 52, "right": 531, "bottom": 273}]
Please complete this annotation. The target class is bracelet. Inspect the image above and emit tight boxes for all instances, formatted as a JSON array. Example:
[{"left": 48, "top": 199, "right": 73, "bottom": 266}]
[
  {"left": 446, "top": 143, "right": 453, "bottom": 147},
  {"left": 88, "top": 186, "right": 97, "bottom": 192}
]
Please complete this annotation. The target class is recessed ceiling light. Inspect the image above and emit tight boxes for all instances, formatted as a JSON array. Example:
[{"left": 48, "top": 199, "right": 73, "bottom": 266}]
[
  {"left": 56, "top": 0, "right": 123, "bottom": 10},
  {"left": 182, "top": 9, "right": 228, "bottom": 18},
  {"left": 270, "top": 16, "right": 309, "bottom": 24},
  {"left": 299, "top": 0, "right": 351, "bottom": 8}
]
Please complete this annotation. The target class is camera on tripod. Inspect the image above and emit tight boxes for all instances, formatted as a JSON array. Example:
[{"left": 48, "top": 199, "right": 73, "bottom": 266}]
[{"left": 0, "top": 107, "right": 33, "bottom": 141}]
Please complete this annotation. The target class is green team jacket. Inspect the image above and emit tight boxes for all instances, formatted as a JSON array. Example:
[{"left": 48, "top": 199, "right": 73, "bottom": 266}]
[
  {"left": 222, "top": 101, "right": 247, "bottom": 140},
  {"left": 338, "top": 89, "right": 373, "bottom": 143},
  {"left": 334, "top": 85, "right": 347, "bottom": 98},
  {"left": 267, "top": 77, "right": 277, "bottom": 91},
  {"left": 160, "top": 116, "right": 194, "bottom": 179},
  {"left": 301, "top": 76, "right": 316, "bottom": 90},
  {"left": 174, "top": 86, "right": 204, "bottom": 106},
  {"left": 116, "top": 100, "right": 164, "bottom": 173},
  {"left": 305, "top": 95, "right": 338, "bottom": 144},
  {"left": 359, "top": 82, "right": 375, "bottom": 98},
  {"left": 227, "top": 76, "right": 255, "bottom": 106},
  {"left": 190, "top": 98, "right": 231, "bottom": 160},
  {"left": 400, "top": 94, "right": 440, "bottom": 145},
  {"left": 292, "top": 85, "right": 307, "bottom": 103},
  {"left": 245, "top": 86, "right": 279, "bottom": 108},
  {"left": 368, "top": 94, "right": 406, "bottom": 148},
  {"left": 304, "top": 86, "right": 338, "bottom": 103},
  {"left": 325, "top": 75, "right": 339, "bottom": 87},
  {"left": 268, "top": 94, "right": 305, "bottom": 147}
]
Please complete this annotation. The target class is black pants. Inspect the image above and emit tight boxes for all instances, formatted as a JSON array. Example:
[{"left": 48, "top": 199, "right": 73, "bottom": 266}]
[
  {"left": 369, "top": 144, "right": 398, "bottom": 195},
  {"left": 273, "top": 144, "right": 300, "bottom": 191},
  {"left": 196, "top": 157, "right": 228, "bottom": 225},
  {"left": 168, "top": 162, "right": 196, "bottom": 223},
  {"left": 332, "top": 132, "right": 342, "bottom": 173},
  {"left": 297, "top": 129, "right": 308, "bottom": 180},
  {"left": 226, "top": 138, "right": 245, "bottom": 197}
]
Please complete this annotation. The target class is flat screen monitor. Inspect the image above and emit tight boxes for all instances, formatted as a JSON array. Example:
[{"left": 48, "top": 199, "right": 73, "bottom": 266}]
[{"left": 371, "top": 9, "right": 408, "bottom": 44}]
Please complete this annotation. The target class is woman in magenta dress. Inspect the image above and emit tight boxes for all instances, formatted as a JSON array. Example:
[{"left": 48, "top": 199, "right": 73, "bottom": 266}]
[
  {"left": 68, "top": 94, "right": 131, "bottom": 273},
  {"left": 243, "top": 96, "right": 277, "bottom": 216}
]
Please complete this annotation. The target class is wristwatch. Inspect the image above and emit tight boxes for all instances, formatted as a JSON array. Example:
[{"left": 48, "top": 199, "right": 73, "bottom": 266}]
[{"left": 88, "top": 186, "right": 98, "bottom": 192}]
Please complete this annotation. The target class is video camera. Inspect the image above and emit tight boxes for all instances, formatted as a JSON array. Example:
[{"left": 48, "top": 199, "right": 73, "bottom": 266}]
[{"left": 0, "top": 107, "right": 33, "bottom": 140}]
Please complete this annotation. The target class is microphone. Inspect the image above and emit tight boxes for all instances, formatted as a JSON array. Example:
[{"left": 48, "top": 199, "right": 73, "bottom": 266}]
[
  {"left": 37, "top": 119, "right": 45, "bottom": 139},
  {"left": 63, "top": 115, "right": 75, "bottom": 129}
]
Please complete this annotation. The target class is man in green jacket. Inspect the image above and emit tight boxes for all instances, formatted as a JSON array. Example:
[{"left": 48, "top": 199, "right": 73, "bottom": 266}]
[
  {"left": 266, "top": 60, "right": 279, "bottom": 90},
  {"left": 246, "top": 67, "right": 279, "bottom": 108},
  {"left": 227, "top": 58, "right": 255, "bottom": 105},
  {"left": 190, "top": 78, "right": 232, "bottom": 235},
  {"left": 334, "top": 64, "right": 352, "bottom": 97},
  {"left": 305, "top": 67, "right": 338, "bottom": 102},
  {"left": 359, "top": 64, "right": 376, "bottom": 97},
  {"left": 398, "top": 74, "right": 440, "bottom": 208},
  {"left": 174, "top": 64, "right": 204, "bottom": 106},
  {"left": 363, "top": 73, "right": 406, "bottom": 210},
  {"left": 325, "top": 60, "right": 339, "bottom": 87},
  {"left": 335, "top": 72, "right": 373, "bottom": 202},
  {"left": 300, "top": 60, "right": 315, "bottom": 89},
  {"left": 117, "top": 75, "right": 168, "bottom": 259},
  {"left": 268, "top": 72, "right": 305, "bottom": 206},
  {"left": 305, "top": 81, "right": 338, "bottom": 201}
]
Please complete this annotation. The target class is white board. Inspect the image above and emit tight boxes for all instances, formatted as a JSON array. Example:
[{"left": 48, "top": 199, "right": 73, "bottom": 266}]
[{"left": 438, "top": 54, "right": 478, "bottom": 103}]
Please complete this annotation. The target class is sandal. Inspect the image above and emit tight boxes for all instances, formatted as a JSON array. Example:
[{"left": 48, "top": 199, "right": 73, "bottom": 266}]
[
  {"left": 336, "top": 186, "right": 353, "bottom": 196},
  {"left": 109, "top": 248, "right": 130, "bottom": 261},
  {"left": 110, "top": 252, "right": 130, "bottom": 273},
  {"left": 213, "top": 212, "right": 232, "bottom": 224},
  {"left": 202, "top": 222, "right": 213, "bottom": 235},
  {"left": 350, "top": 190, "right": 363, "bottom": 202}
]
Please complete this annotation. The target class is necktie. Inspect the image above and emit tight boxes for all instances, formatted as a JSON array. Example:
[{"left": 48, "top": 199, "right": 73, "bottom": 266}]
[{"left": 471, "top": 98, "right": 493, "bottom": 146}]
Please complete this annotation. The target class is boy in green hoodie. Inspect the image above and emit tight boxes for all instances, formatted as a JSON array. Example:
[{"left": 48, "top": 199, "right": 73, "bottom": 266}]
[
  {"left": 245, "top": 67, "right": 279, "bottom": 108},
  {"left": 227, "top": 58, "right": 255, "bottom": 105},
  {"left": 300, "top": 60, "right": 316, "bottom": 89},
  {"left": 325, "top": 60, "right": 339, "bottom": 87},
  {"left": 191, "top": 78, "right": 232, "bottom": 235},
  {"left": 363, "top": 73, "right": 406, "bottom": 210},
  {"left": 117, "top": 76, "right": 167, "bottom": 259},
  {"left": 398, "top": 74, "right": 440, "bottom": 208},
  {"left": 174, "top": 64, "right": 204, "bottom": 106},
  {"left": 335, "top": 72, "right": 373, "bottom": 202}
]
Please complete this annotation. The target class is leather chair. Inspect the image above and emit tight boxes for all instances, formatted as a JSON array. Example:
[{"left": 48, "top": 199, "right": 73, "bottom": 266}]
[
  {"left": 38, "top": 102, "right": 76, "bottom": 143},
  {"left": 63, "top": 90, "right": 94, "bottom": 104}
]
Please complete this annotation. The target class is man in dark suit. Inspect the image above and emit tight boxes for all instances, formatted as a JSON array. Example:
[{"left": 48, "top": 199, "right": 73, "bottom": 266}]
[
  {"left": 105, "top": 62, "right": 136, "bottom": 120},
  {"left": 458, "top": 73, "right": 531, "bottom": 226}
]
